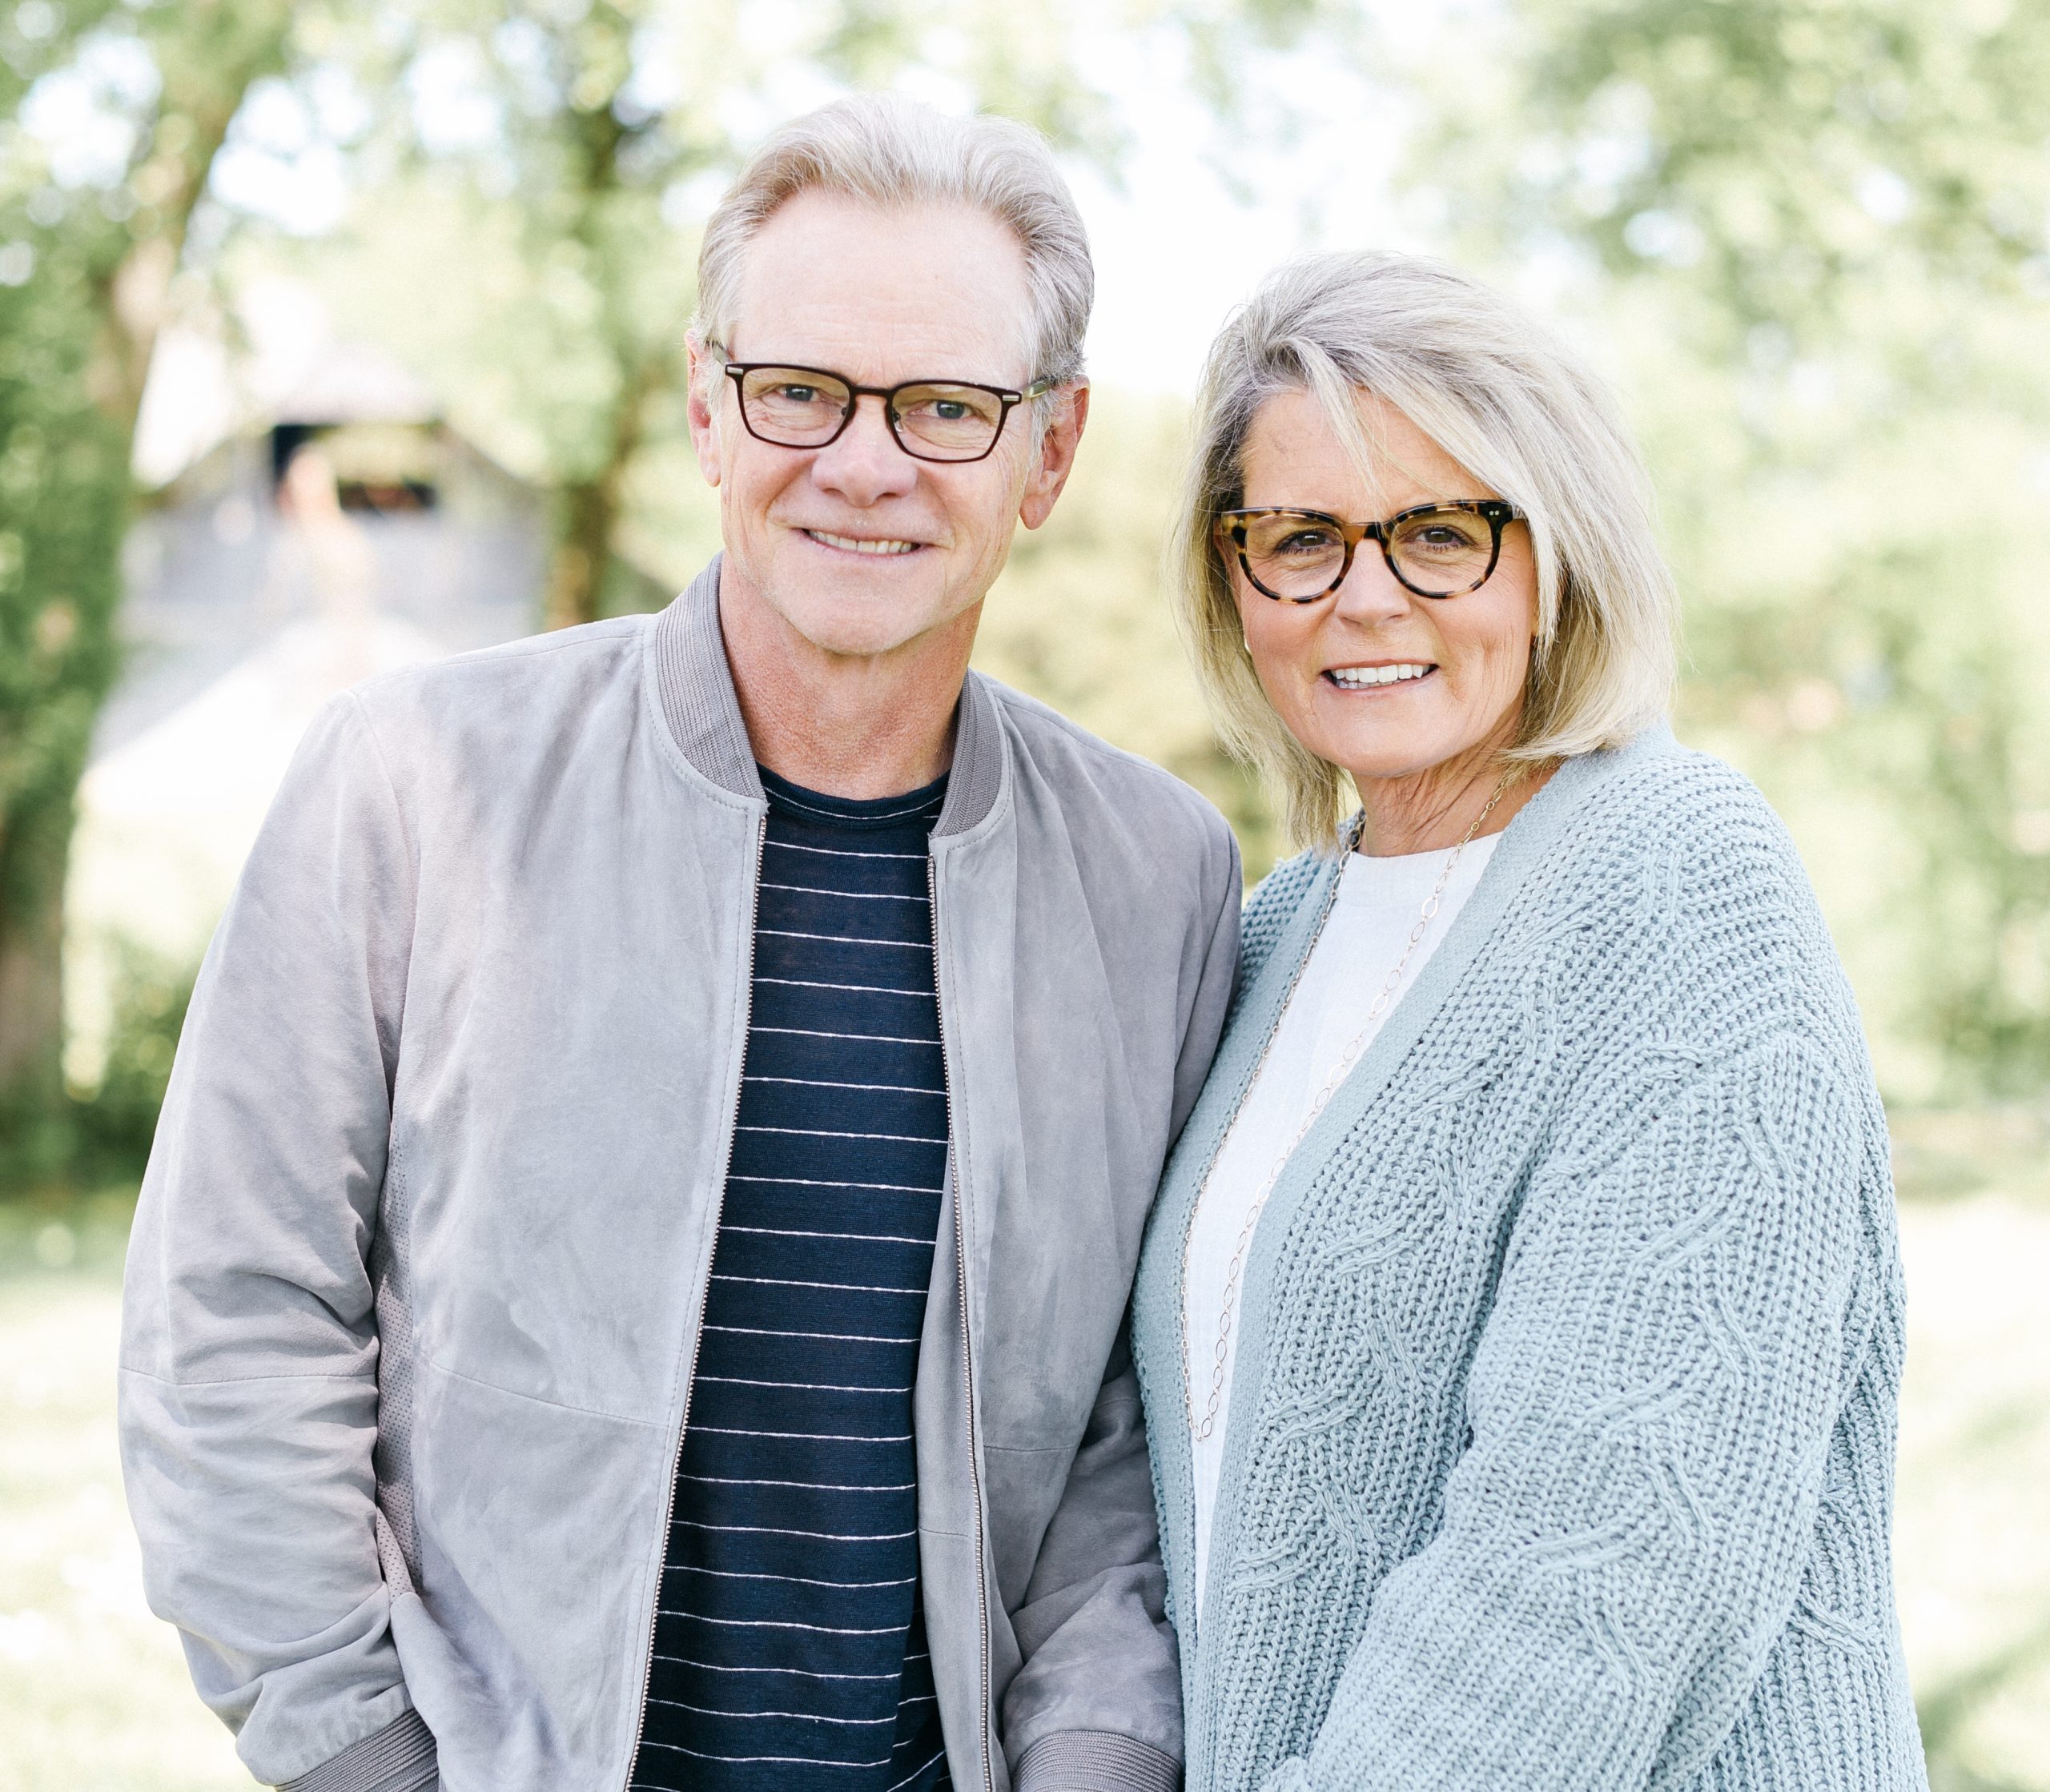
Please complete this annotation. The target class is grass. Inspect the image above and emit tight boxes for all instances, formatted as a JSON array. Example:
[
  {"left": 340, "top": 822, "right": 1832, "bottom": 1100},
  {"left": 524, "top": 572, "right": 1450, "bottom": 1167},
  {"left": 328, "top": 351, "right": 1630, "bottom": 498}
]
[{"left": 2, "top": 1114, "right": 2047, "bottom": 1790}]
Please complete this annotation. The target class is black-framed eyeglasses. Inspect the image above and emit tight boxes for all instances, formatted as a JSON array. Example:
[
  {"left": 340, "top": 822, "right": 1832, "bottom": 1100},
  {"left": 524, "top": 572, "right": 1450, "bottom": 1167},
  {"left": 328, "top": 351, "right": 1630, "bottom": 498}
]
[
  {"left": 715, "top": 349, "right": 1054, "bottom": 464},
  {"left": 1216, "top": 500, "right": 1525, "bottom": 602}
]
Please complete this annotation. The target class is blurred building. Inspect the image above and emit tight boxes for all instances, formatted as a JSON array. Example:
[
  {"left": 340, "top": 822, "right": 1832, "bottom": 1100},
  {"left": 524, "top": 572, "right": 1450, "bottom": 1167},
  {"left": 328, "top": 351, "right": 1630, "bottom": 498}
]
[{"left": 66, "top": 315, "right": 666, "bottom": 1073}]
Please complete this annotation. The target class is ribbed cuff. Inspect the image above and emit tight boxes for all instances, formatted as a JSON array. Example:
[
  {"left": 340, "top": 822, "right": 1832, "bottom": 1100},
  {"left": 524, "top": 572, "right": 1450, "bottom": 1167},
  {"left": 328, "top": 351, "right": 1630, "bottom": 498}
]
[
  {"left": 1014, "top": 1730, "right": 1180, "bottom": 1792},
  {"left": 279, "top": 1708, "right": 437, "bottom": 1792}
]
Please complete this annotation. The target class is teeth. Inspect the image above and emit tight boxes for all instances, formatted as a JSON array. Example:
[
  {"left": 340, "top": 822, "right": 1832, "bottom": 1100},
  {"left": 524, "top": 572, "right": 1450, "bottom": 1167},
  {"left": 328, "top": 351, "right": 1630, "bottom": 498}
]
[
  {"left": 809, "top": 530, "right": 919, "bottom": 556},
  {"left": 1329, "top": 663, "right": 1433, "bottom": 688}
]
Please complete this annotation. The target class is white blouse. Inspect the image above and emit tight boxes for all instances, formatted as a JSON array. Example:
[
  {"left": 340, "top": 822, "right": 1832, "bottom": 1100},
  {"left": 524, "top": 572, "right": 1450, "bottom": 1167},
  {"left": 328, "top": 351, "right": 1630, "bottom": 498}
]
[{"left": 1184, "top": 834, "right": 1500, "bottom": 1612}]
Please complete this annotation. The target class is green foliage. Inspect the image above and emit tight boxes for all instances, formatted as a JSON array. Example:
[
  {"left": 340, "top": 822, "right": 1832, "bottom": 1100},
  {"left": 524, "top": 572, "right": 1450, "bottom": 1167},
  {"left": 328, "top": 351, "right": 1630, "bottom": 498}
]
[
  {"left": 1403, "top": 0, "right": 2050, "bottom": 1099},
  {"left": 67, "top": 937, "right": 195, "bottom": 1178}
]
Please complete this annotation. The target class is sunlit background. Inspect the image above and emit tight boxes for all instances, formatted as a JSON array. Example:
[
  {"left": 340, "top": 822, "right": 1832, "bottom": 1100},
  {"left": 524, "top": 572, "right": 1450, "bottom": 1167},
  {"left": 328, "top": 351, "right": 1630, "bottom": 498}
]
[{"left": 2, "top": 2, "right": 2048, "bottom": 1787}]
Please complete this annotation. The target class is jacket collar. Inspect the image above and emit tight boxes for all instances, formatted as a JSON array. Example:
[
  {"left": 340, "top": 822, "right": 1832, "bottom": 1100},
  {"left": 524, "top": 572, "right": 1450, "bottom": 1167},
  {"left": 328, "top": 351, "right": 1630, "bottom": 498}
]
[{"left": 650, "top": 553, "right": 1006, "bottom": 838}]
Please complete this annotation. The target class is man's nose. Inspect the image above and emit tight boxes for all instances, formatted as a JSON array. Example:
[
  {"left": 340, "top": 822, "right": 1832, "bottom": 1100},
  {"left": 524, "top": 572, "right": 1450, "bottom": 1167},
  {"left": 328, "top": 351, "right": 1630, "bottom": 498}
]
[{"left": 808, "top": 393, "right": 920, "bottom": 506}]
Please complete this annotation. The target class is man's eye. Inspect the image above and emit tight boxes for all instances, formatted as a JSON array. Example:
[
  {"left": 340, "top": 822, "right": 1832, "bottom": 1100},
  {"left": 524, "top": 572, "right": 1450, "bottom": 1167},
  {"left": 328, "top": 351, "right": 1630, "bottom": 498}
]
[{"left": 774, "top": 384, "right": 824, "bottom": 404}]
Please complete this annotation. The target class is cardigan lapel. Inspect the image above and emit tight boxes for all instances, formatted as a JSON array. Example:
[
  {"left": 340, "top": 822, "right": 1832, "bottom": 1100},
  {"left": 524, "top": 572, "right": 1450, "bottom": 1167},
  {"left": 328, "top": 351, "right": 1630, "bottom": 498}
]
[{"left": 1186, "top": 726, "right": 1685, "bottom": 1722}]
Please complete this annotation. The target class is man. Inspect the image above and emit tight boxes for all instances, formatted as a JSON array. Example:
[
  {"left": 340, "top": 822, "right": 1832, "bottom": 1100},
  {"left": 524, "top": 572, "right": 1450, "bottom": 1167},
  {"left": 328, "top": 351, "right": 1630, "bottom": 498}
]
[{"left": 120, "top": 95, "right": 1240, "bottom": 1792}]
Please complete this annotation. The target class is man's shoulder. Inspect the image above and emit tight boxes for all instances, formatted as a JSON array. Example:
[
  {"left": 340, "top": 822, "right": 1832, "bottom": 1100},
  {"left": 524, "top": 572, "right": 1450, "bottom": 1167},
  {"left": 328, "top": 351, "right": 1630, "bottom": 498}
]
[
  {"left": 351, "top": 615, "right": 651, "bottom": 727},
  {"left": 979, "top": 673, "right": 1235, "bottom": 860}
]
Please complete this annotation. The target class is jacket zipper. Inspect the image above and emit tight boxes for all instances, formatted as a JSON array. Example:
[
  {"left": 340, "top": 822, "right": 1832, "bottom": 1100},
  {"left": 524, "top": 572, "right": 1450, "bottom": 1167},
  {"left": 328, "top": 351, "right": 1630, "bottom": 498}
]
[
  {"left": 1176, "top": 830, "right": 1353, "bottom": 1650},
  {"left": 929, "top": 851, "right": 995, "bottom": 1792},
  {"left": 622, "top": 810, "right": 769, "bottom": 1786}
]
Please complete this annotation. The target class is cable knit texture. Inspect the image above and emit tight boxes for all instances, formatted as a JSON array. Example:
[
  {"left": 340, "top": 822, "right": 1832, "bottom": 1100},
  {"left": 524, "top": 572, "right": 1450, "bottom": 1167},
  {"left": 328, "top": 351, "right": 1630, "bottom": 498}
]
[{"left": 1130, "top": 726, "right": 1928, "bottom": 1792}]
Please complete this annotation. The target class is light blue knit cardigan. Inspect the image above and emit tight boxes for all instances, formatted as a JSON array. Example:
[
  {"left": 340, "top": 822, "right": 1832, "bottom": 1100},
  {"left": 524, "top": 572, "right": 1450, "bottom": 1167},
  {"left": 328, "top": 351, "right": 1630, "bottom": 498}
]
[{"left": 1131, "top": 728, "right": 1928, "bottom": 1792}]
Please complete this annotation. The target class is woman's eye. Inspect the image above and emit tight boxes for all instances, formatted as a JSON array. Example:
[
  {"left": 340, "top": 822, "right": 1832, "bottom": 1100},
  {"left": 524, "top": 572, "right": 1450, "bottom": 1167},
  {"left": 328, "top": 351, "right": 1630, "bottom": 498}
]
[
  {"left": 1411, "top": 524, "right": 1481, "bottom": 552},
  {"left": 1275, "top": 529, "right": 1339, "bottom": 556}
]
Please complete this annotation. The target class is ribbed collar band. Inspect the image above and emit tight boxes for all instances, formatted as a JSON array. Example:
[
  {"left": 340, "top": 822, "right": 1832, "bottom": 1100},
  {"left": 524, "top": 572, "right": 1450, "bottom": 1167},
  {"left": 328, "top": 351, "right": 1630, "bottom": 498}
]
[{"left": 650, "top": 553, "right": 1005, "bottom": 838}]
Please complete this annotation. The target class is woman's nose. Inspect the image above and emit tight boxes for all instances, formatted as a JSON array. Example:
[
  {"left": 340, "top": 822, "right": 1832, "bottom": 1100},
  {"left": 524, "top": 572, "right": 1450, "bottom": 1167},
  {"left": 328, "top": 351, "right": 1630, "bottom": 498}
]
[{"left": 1329, "top": 539, "right": 1414, "bottom": 625}]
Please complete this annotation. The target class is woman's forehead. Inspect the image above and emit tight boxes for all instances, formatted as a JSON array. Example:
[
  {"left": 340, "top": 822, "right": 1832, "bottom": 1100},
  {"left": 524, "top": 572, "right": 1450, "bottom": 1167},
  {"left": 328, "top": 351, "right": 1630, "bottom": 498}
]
[{"left": 1240, "top": 387, "right": 1476, "bottom": 511}]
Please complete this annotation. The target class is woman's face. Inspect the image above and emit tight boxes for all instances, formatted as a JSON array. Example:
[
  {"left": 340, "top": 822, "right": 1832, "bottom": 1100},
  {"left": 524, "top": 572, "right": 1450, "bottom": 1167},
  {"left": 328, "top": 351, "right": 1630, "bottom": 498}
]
[{"left": 1232, "top": 389, "right": 1538, "bottom": 793}]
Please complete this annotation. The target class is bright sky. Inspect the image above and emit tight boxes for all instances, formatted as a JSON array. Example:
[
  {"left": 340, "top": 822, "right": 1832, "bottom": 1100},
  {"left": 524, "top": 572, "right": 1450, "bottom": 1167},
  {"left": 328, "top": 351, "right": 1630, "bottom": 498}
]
[
  {"left": 186, "top": 10, "right": 1448, "bottom": 396},
  {"left": 1065, "top": 40, "right": 1430, "bottom": 392},
  {"left": 104, "top": 6, "right": 1470, "bottom": 479}
]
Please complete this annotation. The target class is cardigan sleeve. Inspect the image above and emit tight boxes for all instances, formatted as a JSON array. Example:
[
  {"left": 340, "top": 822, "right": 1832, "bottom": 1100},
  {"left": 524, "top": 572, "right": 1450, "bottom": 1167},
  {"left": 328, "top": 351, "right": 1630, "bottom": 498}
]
[{"left": 1266, "top": 1031, "right": 1884, "bottom": 1792}]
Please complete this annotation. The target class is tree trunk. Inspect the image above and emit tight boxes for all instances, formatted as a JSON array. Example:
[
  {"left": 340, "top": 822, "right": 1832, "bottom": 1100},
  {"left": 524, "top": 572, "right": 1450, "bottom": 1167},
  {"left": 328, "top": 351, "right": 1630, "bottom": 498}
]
[
  {"left": 541, "top": 347, "right": 673, "bottom": 630},
  {"left": 542, "top": 476, "right": 621, "bottom": 632},
  {"left": 0, "top": 780, "right": 80, "bottom": 1178}
]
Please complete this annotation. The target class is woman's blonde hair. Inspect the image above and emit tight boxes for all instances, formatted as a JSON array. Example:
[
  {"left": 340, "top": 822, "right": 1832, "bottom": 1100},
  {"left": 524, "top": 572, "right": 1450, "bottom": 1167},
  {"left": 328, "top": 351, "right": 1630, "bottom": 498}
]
[{"left": 1172, "top": 251, "right": 1677, "bottom": 852}]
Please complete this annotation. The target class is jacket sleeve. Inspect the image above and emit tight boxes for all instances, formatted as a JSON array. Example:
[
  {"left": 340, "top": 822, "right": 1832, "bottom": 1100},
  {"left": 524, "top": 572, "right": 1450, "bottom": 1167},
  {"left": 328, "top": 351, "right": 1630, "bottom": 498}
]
[
  {"left": 118, "top": 693, "right": 437, "bottom": 1792},
  {"left": 1003, "top": 817, "right": 1241, "bottom": 1792},
  {"left": 1262, "top": 1033, "right": 1884, "bottom": 1792}
]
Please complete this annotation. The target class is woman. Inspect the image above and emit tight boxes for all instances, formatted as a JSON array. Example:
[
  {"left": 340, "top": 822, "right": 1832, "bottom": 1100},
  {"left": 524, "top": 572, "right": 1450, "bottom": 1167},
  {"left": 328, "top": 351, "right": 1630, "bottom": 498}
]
[{"left": 1130, "top": 252, "right": 1927, "bottom": 1792}]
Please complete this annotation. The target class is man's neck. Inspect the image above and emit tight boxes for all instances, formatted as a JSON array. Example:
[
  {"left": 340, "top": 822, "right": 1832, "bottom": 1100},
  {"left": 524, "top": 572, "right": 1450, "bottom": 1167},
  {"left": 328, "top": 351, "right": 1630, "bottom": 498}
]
[{"left": 718, "top": 574, "right": 977, "bottom": 799}]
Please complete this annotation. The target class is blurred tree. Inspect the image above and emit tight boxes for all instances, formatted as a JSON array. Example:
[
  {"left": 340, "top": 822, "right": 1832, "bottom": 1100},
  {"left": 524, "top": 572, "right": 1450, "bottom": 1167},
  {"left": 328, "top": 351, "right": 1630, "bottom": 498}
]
[
  {"left": 0, "top": 0, "right": 297, "bottom": 1172},
  {"left": 316, "top": 0, "right": 1365, "bottom": 629},
  {"left": 1405, "top": 0, "right": 2050, "bottom": 1096}
]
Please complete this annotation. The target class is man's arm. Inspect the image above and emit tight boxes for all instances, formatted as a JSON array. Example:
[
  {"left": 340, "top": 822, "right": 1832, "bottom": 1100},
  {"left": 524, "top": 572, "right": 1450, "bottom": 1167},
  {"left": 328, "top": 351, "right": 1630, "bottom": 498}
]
[
  {"left": 119, "top": 693, "right": 436, "bottom": 1791},
  {"left": 1001, "top": 815, "right": 1241, "bottom": 1792}
]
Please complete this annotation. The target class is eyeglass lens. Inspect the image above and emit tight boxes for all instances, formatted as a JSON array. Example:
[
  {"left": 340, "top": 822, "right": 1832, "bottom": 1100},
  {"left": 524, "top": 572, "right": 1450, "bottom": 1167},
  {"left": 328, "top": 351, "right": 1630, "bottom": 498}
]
[
  {"left": 735, "top": 368, "right": 1010, "bottom": 461},
  {"left": 1239, "top": 508, "right": 1499, "bottom": 599}
]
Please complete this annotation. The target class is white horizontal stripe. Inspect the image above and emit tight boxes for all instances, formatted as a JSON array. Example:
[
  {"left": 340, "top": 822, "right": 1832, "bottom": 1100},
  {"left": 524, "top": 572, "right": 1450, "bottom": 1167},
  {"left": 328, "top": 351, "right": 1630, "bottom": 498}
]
[
  {"left": 755, "top": 978, "right": 935, "bottom": 998},
  {"left": 759, "top": 928, "right": 930, "bottom": 950},
  {"left": 770, "top": 841, "right": 927, "bottom": 862},
  {"left": 750, "top": 1027, "right": 940, "bottom": 1046},
  {"left": 762, "top": 882, "right": 930, "bottom": 903},
  {"left": 689, "top": 1424, "right": 914, "bottom": 1443},
  {"left": 726, "top": 1175, "right": 937, "bottom": 1193},
  {"left": 889, "top": 1746, "right": 950, "bottom": 1790},
  {"left": 649, "top": 1696, "right": 896, "bottom": 1726},
  {"left": 773, "top": 791, "right": 940, "bottom": 822},
  {"left": 660, "top": 1609, "right": 906, "bottom": 1633},
  {"left": 697, "top": 1373, "right": 904, "bottom": 1393},
  {"left": 681, "top": 1475, "right": 916, "bottom": 1493},
  {"left": 703, "top": 1324, "right": 911, "bottom": 1344},
  {"left": 722, "top": 1226, "right": 934, "bottom": 1246},
  {"left": 667, "top": 1563, "right": 916, "bottom": 1589},
  {"left": 738, "top": 1124, "right": 943, "bottom": 1143},
  {"left": 653, "top": 1652, "right": 900, "bottom": 1679},
  {"left": 712, "top": 1274, "right": 927, "bottom": 1296},
  {"left": 637, "top": 1739, "right": 891, "bottom": 1767},
  {"left": 669, "top": 1519, "right": 914, "bottom": 1541},
  {"left": 730, "top": 1172, "right": 939, "bottom": 1189},
  {"left": 746, "top": 1075, "right": 944, "bottom": 1095}
]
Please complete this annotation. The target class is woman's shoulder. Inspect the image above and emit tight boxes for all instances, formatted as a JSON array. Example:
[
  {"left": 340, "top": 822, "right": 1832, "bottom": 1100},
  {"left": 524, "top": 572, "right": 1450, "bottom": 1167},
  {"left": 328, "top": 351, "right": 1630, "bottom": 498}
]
[
  {"left": 1520, "top": 732, "right": 1870, "bottom": 1061},
  {"left": 1554, "top": 732, "right": 1815, "bottom": 912},
  {"left": 1238, "top": 846, "right": 1332, "bottom": 989}
]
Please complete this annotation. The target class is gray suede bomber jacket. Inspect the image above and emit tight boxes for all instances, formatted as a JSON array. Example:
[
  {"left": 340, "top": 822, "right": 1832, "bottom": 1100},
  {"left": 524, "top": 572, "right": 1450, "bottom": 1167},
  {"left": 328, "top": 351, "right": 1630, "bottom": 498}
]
[{"left": 119, "top": 560, "right": 1240, "bottom": 1792}]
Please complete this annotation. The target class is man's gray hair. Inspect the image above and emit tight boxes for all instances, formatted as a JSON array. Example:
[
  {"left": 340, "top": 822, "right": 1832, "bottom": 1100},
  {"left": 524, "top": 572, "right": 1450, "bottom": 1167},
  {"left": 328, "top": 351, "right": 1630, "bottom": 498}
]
[
  {"left": 696, "top": 94, "right": 1093, "bottom": 394},
  {"left": 1172, "top": 250, "right": 1679, "bottom": 852}
]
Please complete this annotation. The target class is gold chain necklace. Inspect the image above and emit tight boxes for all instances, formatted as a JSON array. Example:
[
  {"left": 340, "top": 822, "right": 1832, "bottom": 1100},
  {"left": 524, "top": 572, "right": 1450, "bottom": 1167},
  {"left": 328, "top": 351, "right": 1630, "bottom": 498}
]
[{"left": 1182, "top": 769, "right": 1515, "bottom": 1443}]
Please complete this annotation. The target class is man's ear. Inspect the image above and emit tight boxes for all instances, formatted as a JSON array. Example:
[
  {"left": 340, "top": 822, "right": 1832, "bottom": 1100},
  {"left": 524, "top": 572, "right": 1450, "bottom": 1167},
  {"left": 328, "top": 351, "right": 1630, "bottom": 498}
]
[
  {"left": 686, "top": 333, "right": 722, "bottom": 488},
  {"left": 1018, "top": 380, "right": 1090, "bottom": 530}
]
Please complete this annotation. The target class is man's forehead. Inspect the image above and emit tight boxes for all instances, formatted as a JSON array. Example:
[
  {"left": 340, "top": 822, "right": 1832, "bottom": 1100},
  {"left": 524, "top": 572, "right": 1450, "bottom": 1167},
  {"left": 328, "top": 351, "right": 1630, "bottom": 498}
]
[{"left": 729, "top": 191, "right": 1035, "bottom": 382}]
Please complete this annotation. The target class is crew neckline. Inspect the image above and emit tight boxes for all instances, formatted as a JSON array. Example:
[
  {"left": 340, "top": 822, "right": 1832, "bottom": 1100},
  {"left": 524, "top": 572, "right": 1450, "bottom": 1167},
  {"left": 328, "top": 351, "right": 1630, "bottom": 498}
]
[
  {"left": 755, "top": 763, "right": 950, "bottom": 831},
  {"left": 1337, "top": 831, "right": 1501, "bottom": 902}
]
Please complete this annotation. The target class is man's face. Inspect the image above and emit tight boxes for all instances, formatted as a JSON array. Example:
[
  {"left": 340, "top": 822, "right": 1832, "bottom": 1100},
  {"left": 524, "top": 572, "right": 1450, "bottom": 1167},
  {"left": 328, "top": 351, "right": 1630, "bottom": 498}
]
[{"left": 689, "top": 189, "right": 1085, "bottom": 661}]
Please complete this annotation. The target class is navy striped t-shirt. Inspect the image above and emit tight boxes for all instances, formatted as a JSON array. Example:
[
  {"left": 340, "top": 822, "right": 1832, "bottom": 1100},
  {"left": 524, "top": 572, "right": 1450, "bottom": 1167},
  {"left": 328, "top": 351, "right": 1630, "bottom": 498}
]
[{"left": 631, "top": 766, "right": 952, "bottom": 1792}]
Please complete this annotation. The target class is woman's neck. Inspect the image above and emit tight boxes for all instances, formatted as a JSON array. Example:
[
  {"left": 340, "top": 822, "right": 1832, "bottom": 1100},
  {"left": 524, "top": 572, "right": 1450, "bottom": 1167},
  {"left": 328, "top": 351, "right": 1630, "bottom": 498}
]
[{"left": 1352, "top": 736, "right": 1556, "bottom": 857}]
